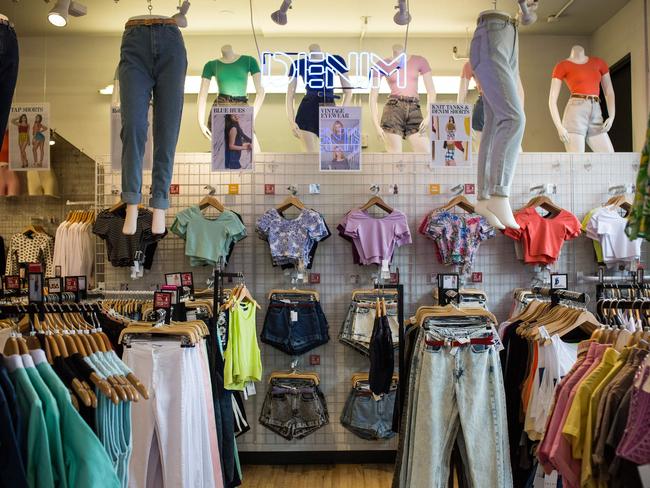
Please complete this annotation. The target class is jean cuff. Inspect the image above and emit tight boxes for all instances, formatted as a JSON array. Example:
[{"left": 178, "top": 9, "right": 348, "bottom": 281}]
[
  {"left": 149, "top": 193, "right": 170, "bottom": 210},
  {"left": 121, "top": 191, "right": 142, "bottom": 205},
  {"left": 489, "top": 184, "right": 510, "bottom": 198}
]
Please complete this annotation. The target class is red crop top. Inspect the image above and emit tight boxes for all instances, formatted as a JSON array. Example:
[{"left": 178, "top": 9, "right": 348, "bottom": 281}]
[
  {"left": 503, "top": 208, "right": 581, "bottom": 265},
  {"left": 552, "top": 57, "right": 609, "bottom": 96}
]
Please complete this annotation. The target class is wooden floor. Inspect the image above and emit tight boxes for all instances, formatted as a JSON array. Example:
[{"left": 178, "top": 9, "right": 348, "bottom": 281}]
[{"left": 241, "top": 464, "right": 394, "bottom": 488}]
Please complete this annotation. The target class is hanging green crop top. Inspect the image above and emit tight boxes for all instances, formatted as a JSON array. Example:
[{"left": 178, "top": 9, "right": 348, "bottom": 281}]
[{"left": 201, "top": 55, "right": 261, "bottom": 98}]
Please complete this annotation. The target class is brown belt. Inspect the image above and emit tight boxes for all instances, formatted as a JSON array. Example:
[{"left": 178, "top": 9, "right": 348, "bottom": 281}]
[
  {"left": 571, "top": 94, "right": 600, "bottom": 103},
  {"left": 125, "top": 18, "right": 177, "bottom": 29}
]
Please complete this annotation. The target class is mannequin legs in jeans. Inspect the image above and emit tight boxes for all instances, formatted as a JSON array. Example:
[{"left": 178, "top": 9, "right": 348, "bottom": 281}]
[
  {"left": 471, "top": 16, "right": 525, "bottom": 230},
  {"left": 119, "top": 23, "right": 187, "bottom": 235}
]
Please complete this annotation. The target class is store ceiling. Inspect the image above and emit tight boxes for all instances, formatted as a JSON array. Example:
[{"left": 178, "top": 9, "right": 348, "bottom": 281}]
[{"left": 2, "top": 0, "right": 631, "bottom": 37}]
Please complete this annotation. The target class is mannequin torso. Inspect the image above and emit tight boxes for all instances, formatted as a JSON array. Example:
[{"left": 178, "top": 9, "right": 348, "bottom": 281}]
[
  {"left": 369, "top": 44, "right": 435, "bottom": 154},
  {"left": 285, "top": 43, "right": 353, "bottom": 152},
  {"left": 197, "top": 44, "right": 265, "bottom": 149},
  {"left": 548, "top": 45, "right": 615, "bottom": 153}
]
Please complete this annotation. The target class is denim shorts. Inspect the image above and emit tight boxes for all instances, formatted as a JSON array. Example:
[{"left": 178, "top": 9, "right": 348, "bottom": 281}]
[
  {"left": 381, "top": 95, "right": 423, "bottom": 139},
  {"left": 259, "top": 379, "right": 329, "bottom": 440},
  {"left": 340, "top": 381, "right": 396, "bottom": 440},
  {"left": 562, "top": 97, "right": 606, "bottom": 138},
  {"left": 261, "top": 298, "right": 329, "bottom": 355},
  {"left": 296, "top": 92, "right": 335, "bottom": 136},
  {"left": 339, "top": 299, "right": 399, "bottom": 356}
]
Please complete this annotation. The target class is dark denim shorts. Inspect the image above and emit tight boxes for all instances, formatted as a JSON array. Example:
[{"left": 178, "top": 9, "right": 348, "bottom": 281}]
[
  {"left": 341, "top": 381, "right": 396, "bottom": 440},
  {"left": 261, "top": 298, "right": 329, "bottom": 355},
  {"left": 259, "top": 378, "right": 329, "bottom": 440},
  {"left": 296, "top": 92, "right": 335, "bottom": 136}
]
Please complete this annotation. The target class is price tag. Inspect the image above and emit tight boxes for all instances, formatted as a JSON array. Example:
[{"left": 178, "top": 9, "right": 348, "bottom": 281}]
[
  {"left": 290, "top": 310, "right": 298, "bottom": 323},
  {"left": 5, "top": 276, "right": 20, "bottom": 291},
  {"left": 228, "top": 184, "right": 240, "bottom": 195},
  {"left": 165, "top": 273, "right": 182, "bottom": 287},
  {"left": 471, "top": 272, "right": 483, "bottom": 283},
  {"left": 153, "top": 291, "right": 173, "bottom": 324},
  {"left": 47, "top": 277, "right": 62, "bottom": 294},
  {"left": 264, "top": 184, "right": 275, "bottom": 195},
  {"left": 464, "top": 183, "right": 476, "bottom": 195},
  {"left": 64, "top": 277, "right": 79, "bottom": 293},
  {"left": 161, "top": 285, "right": 180, "bottom": 305},
  {"left": 309, "top": 355, "right": 320, "bottom": 366},
  {"left": 429, "top": 184, "right": 441, "bottom": 195},
  {"left": 181, "top": 272, "right": 195, "bottom": 298},
  {"left": 28, "top": 273, "right": 44, "bottom": 304},
  {"left": 169, "top": 184, "right": 180, "bottom": 195},
  {"left": 308, "top": 273, "right": 321, "bottom": 284}
]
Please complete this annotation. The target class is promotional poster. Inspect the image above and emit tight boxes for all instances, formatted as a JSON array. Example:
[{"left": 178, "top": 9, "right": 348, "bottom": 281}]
[
  {"left": 211, "top": 106, "right": 254, "bottom": 172},
  {"left": 319, "top": 106, "right": 361, "bottom": 172},
  {"left": 430, "top": 103, "right": 472, "bottom": 167},
  {"left": 9, "top": 103, "right": 50, "bottom": 171}
]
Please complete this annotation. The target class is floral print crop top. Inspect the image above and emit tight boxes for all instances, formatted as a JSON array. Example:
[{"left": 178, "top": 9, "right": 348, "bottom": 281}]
[{"left": 256, "top": 208, "right": 329, "bottom": 268}]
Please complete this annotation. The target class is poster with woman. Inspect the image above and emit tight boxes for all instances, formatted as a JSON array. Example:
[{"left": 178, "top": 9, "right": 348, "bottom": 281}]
[
  {"left": 430, "top": 103, "right": 472, "bottom": 167},
  {"left": 211, "top": 106, "right": 254, "bottom": 172},
  {"left": 8, "top": 103, "right": 50, "bottom": 171},
  {"left": 319, "top": 106, "right": 362, "bottom": 172}
]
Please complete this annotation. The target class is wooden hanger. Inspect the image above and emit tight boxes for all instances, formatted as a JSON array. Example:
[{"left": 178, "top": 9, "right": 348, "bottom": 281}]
[
  {"left": 438, "top": 195, "right": 475, "bottom": 213},
  {"left": 276, "top": 195, "right": 305, "bottom": 213},
  {"left": 269, "top": 369, "right": 320, "bottom": 385},
  {"left": 520, "top": 195, "right": 562, "bottom": 217},
  {"left": 351, "top": 288, "right": 398, "bottom": 300},
  {"left": 198, "top": 194, "right": 225, "bottom": 212},
  {"left": 359, "top": 195, "right": 393, "bottom": 214},
  {"left": 412, "top": 304, "right": 497, "bottom": 327}
]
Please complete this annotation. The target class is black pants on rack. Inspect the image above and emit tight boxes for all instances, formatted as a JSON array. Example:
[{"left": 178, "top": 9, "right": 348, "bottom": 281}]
[{"left": 0, "top": 22, "right": 18, "bottom": 152}]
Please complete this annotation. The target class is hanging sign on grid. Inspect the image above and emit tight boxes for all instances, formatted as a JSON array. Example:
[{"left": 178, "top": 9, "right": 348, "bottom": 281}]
[
  {"left": 211, "top": 106, "right": 254, "bottom": 172},
  {"left": 111, "top": 105, "right": 153, "bottom": 172},
  {"left": 319, "top": 106, "right": 362, "bottom": 172},
  {"left": 429, "top": 103, "right": 473, "bottom": 168}
]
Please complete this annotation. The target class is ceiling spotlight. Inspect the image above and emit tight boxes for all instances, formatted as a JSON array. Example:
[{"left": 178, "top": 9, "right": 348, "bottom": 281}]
[
  {"left": 393, "top": 0, "right": 411, "bottom": 25},
  {"left": 48, "top": 0, "right": 87, "bottom": 27},
  {"left": 271, "top": 0, "right": 292, "bottom": 26},
  {"left": 172, "top": 1, "right": 191, "bottom": 28}
]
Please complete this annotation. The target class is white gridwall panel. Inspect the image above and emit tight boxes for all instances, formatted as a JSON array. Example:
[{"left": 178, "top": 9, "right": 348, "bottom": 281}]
[{"left": 95, "top": 152, "right": 643, "bottom": 452}]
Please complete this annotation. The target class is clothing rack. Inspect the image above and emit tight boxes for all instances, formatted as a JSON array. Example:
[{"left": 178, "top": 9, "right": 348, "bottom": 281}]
[{"left": 88, "top": 289, "right": 155, "bottom": 298}]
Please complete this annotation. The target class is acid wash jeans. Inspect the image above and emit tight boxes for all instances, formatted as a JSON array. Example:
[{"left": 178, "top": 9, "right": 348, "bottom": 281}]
[
  {"left": 403, "top": 324, "right": 513, "bottom": 488},
  {"left": 470, "top": 14, "right": 525, "bottom": 200},
  {"left": 118, "top": 23, "right": 187, "bottom": 210}
]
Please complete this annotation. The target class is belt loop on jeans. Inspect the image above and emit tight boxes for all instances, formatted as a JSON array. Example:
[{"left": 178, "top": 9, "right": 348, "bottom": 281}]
[
  {"left": 570, "top": 94, "right": 601, "bottom": 103},
  {"left": 125, "top": 18, "right": 178, "bottom": 28}
]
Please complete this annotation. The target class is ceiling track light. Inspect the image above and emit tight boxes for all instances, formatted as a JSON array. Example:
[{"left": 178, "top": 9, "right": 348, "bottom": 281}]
[
  {"left": 271, "top": 0, "right": 292, "bottom": 26},
  {"left": 393, "top": 0, "right": 411, "bottom": 25},
  {"left": 47, "top": 0, "right": 87, "bottom": 27}
]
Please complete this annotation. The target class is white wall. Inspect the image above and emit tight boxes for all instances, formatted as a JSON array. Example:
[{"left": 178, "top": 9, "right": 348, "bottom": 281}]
[
  {"left": 592, "top": 0, "right": 649, "bottom": 148},
  {"left": 14, "top": 32, "right": 591, "bottom": 158}
]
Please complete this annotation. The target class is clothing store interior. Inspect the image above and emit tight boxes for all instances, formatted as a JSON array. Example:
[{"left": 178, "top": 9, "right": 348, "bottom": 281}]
[{"left": 1, "top": 0, "right": 650, "bottom": 487}]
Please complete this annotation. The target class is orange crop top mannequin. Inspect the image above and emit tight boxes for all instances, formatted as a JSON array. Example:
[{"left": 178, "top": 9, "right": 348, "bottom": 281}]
[{"left": 548, "top": 45, "right": 615, "bottom": 154}]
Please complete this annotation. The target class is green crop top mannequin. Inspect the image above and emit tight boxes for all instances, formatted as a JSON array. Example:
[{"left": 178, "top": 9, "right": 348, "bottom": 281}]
[{"left": 197, "top": 45, "right": 266, "bottom": 151}]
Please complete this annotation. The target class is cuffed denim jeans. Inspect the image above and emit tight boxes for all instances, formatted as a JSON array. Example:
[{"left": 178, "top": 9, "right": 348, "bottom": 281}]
[
  {"left": 0, "top": 23, "right": 18, "bottom": 152},
  {"left": 118, "top": 23, "right": 187, "bottom": 210},
  {"left": 404, "top": 325, "right": 512, "bottom": 487},
  {"left": 470, "top": 15, "right": 524, "bottom": 200}
]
